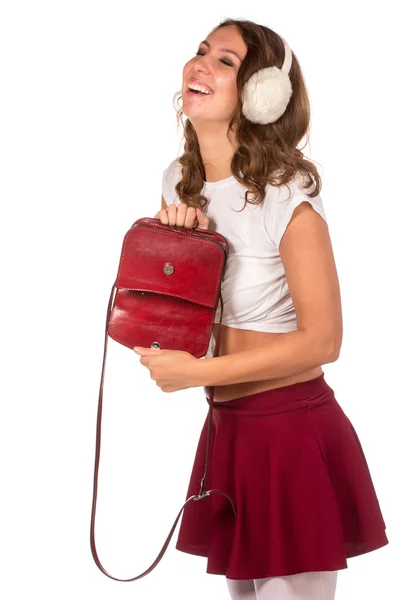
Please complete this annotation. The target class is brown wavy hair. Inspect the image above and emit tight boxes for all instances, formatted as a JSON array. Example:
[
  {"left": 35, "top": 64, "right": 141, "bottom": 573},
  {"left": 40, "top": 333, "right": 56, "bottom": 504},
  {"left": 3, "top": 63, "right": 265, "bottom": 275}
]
[{"left": 172, "top": 18, "right": 322, "bottom": 213}]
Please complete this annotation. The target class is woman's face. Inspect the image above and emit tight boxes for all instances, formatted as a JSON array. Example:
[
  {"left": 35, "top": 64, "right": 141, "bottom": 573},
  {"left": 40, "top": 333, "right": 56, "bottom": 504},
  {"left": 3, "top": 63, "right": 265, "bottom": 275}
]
[{"left": 181, "top": 26, "right": 247, "bottom": 124}]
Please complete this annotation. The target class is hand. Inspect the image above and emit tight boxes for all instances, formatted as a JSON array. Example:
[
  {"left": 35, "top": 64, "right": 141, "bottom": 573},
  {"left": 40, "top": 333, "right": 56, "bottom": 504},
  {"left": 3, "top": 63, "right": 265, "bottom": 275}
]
[
  {"left": 132, "top": 346, "right": 202, "bottom": 392},
  {"left": 154, "top": 204, "right": 209, "bottom": 230}
]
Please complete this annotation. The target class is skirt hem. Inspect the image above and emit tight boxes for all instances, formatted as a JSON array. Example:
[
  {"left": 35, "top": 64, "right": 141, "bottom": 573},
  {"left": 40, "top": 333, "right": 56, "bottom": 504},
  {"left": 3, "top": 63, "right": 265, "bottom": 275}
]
[{"left": 176, "top": 537, "right": 389, "bottom": 578}]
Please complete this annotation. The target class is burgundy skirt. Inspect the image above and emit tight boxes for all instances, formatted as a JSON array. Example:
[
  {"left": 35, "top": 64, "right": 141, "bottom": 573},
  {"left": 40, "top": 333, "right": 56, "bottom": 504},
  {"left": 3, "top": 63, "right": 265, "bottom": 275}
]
[{"left": 175, "top": 372, "right": 389, "bottom": 579}]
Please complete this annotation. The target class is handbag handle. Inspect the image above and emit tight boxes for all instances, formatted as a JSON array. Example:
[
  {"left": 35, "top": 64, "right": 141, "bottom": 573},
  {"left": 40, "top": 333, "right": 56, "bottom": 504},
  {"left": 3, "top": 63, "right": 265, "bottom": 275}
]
[{"left": 90, "top": 282, "right": 236, "bottom": 582}]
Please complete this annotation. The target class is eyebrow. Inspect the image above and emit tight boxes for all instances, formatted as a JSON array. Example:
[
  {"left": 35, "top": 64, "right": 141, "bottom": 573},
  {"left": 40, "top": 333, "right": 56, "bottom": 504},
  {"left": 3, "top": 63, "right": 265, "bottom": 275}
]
[{"left": 199, "top": 40, "right": 242, "bottom": 62}]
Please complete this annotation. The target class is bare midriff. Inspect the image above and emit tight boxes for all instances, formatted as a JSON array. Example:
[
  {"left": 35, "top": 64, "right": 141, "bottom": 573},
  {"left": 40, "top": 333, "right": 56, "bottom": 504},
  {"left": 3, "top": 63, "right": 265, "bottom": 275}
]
[{"left": 204, "top": 323, "right": 323, "bottom": 403}]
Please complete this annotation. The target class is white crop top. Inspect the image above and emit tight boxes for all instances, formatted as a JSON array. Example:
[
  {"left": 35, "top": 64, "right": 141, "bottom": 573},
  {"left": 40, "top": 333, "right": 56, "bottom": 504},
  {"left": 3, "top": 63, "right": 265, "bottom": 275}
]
[{"left": 161, "top": 159, "right": 328, "bottom": 353}]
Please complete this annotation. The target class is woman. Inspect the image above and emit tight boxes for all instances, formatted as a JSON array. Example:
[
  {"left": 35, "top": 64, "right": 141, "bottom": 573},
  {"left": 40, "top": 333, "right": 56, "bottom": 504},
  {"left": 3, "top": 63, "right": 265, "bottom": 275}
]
[{"left": 135, "top": 18, "right": 389, "bottom": 600}]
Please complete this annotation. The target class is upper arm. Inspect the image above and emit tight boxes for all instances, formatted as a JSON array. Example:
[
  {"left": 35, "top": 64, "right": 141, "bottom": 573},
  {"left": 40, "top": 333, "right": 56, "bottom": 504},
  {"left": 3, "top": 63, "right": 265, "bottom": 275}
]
[{"left": 279, "top": 201, "right": 343, "bottom": 359}]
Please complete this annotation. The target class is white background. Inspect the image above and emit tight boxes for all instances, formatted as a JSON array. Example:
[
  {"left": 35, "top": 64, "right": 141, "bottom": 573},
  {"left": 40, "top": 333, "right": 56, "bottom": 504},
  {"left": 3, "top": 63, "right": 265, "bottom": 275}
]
[{"left": 0, "top": 1, "right": 398, "bottom": 598}]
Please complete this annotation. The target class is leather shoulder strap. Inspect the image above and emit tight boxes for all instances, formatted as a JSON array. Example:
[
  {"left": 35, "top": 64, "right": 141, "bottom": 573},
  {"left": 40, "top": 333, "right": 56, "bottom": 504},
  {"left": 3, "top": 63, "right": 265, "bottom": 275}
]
[{"left": 90, "top": 285, "right": 233, "bottom": 581}]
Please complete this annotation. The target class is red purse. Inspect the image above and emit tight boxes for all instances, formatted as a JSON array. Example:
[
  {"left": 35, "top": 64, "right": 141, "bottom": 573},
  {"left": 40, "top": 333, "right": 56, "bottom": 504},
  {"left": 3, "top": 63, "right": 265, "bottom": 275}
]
[{"left": 90, "top": 217, "right": 237, "bottom": 582}]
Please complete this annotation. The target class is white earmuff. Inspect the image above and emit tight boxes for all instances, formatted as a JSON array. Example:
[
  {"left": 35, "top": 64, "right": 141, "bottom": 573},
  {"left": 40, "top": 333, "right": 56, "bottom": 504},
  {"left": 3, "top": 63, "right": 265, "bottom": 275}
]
[{"left": 241, "top": 37, "right": 293, "bottom": 125}]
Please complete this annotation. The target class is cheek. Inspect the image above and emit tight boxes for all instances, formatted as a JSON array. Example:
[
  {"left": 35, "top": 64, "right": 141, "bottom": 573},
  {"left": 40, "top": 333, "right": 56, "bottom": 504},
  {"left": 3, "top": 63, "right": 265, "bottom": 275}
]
[
  {"left": 182, "top": 59, "right": 194, "bottom": 76},
  {"left": 220, "top": 79, "right": 239, "bottom": 106}
]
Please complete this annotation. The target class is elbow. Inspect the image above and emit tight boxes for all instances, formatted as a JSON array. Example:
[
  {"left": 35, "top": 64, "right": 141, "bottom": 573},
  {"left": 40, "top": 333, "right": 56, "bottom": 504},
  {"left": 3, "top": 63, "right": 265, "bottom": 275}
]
[
  {"left": 324, "top": 334, "right": 342, "bottom": 363},
  {"left": 309, "top": 328, "right": 342, "bottom": 365}
]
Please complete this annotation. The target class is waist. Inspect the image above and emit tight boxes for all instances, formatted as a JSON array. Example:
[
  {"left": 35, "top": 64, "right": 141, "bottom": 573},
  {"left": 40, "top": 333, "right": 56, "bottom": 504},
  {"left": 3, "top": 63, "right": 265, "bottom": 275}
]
[{"left": 205, "top": 372, "right": 334, "bottom": 416}]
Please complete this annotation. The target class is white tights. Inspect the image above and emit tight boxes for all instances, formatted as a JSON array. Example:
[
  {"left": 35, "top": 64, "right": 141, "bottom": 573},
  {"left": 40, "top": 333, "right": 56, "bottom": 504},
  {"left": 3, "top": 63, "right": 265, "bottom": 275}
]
[{"left": 226, "top": 571, "right": 338, "bottom": 600}]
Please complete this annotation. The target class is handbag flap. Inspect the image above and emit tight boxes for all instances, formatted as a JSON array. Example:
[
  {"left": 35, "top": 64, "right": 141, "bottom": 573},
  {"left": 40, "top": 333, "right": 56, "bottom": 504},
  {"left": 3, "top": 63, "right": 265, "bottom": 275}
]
[{"left": 115, "top": 223, "right": 226, "bottom": 308}]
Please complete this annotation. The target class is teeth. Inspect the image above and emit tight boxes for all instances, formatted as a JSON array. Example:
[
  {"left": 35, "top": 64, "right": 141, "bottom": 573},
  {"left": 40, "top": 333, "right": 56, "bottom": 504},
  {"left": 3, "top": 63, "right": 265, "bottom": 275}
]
[{"left": 188, "top": 83, "right": 212, "bottom": 94}]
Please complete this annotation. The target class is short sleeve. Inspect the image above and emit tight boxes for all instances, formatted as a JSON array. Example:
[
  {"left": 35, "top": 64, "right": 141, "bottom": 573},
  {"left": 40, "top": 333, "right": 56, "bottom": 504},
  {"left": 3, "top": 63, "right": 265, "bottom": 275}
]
[
  {"left": 161, "top": 159, "right": 182, "bottom": 206},
  {"left": 264, "top": 174, "right": 327, "bottom": 250}
]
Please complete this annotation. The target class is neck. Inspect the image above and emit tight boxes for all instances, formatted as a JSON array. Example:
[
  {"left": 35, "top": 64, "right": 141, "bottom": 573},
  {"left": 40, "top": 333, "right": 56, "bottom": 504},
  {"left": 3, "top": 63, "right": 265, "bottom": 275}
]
[{"left": 190, "top": 119, "right": 238, "bottom": 182}]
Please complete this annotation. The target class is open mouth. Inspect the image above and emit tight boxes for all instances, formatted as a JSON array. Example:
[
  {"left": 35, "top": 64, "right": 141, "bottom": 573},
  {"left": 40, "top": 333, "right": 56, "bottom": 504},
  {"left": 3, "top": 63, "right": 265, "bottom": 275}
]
[{"left": 187, "top": 89, "right": 213, "bottom": 96}]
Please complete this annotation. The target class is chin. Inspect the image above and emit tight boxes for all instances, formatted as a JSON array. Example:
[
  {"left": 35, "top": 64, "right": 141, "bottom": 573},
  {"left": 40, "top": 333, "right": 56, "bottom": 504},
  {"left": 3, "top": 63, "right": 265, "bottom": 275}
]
[{"left": 182, "top": 106, "right": 205, "bottom": 120}]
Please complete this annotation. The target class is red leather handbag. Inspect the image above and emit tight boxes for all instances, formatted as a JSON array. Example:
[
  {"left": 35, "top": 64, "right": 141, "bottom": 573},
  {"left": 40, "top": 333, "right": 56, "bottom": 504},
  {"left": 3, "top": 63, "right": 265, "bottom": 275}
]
[{"left": 90, "top": 217, "right": 237, "bottom": 582}]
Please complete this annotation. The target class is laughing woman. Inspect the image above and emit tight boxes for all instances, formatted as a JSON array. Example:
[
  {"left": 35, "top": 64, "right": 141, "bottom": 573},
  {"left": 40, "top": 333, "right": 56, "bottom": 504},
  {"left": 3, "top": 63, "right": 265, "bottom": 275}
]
[{"left": 143, "top": 18, "right": 388, "bottom": 600}]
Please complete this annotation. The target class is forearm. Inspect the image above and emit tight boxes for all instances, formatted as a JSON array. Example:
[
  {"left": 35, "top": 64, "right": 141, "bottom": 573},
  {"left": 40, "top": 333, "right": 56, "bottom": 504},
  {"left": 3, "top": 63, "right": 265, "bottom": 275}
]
[{"left": 197, "top": 329, "right": 338, "bottom": 387}]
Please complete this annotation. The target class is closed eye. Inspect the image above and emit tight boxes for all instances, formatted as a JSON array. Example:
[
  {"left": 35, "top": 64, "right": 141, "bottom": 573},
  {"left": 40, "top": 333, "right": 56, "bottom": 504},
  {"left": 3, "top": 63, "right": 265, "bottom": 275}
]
[{"left": 195, "top": 50, "right": 233, "bottom": 67}]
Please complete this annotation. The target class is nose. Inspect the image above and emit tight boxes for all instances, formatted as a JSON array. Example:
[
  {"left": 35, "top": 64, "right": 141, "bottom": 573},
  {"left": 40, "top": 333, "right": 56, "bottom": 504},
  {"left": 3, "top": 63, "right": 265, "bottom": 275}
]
[{"left": 193, "top": 53, "right": 211, "bottom": 73}]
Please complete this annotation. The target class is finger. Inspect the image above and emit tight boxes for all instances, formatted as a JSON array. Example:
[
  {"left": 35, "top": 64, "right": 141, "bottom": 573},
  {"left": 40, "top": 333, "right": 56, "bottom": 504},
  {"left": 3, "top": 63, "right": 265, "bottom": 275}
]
[
  {"left": 158, "top": 209, "right": 169, "bottom": 225},
  {"left": 133, "top": 347, "right": 163, "bottom": 355},
  {"left": 176, "top": 203, "right": 188, "bottom": 227},
  {"left": 196, "top": 208, "right": 210, "bottom": 230},
  {"left": 133, "top": 347, "right": 151, "bottom": 355},
  {"left": 166, "top": 204, "right": 177, "bottom": 226},
  {"left": 184, "top": 206, "right": 197, "bottom": 228}
]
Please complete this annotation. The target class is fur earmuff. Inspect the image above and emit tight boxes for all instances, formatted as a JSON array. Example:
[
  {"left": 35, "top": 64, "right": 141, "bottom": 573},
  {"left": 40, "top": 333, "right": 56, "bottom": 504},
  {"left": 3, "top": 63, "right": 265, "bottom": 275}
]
[
  {"left": 241, "top": 36, "right": 293, "bottom": 125},
  {"left": 241, "top": 66, "right": 293, "bottom": 125}
]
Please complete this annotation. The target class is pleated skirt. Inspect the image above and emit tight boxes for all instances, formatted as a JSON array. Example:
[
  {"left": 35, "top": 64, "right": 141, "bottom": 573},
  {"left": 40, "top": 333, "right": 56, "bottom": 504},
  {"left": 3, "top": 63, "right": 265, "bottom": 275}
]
[{"left": 175, "top": 372, "right": 389, "bottom": 579}]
